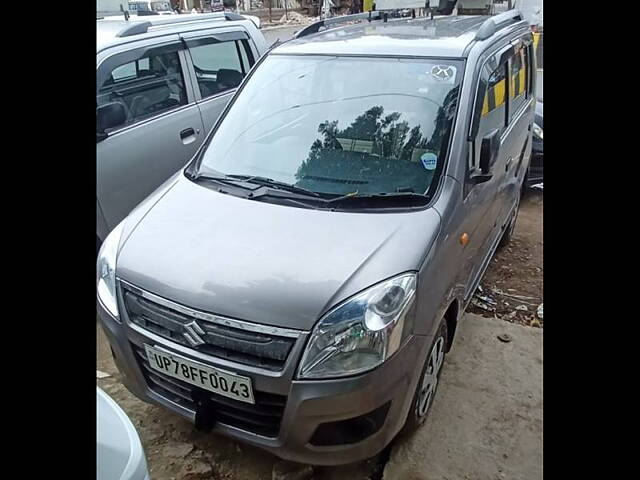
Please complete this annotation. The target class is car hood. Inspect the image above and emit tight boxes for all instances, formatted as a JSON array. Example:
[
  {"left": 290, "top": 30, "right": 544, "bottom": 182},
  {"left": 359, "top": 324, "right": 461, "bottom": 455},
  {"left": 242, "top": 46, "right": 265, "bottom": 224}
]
[{"left": 117, "top": 175, "right": 441, "bottom": 331}]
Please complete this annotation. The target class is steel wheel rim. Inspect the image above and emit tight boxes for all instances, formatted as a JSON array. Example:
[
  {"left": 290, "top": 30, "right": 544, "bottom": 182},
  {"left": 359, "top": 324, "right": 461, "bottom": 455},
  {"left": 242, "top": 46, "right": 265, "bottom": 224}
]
[{"left": 416, "top": 336, "right": 445, "bottom": 418}]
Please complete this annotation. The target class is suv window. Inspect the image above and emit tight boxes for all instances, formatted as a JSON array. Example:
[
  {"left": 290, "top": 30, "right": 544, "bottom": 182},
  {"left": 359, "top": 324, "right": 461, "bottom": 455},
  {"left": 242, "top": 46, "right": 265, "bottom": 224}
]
[
  {"left": 188, "top": 41, "right": 250, "bottom": 99},
  {"left": 480, "top": 62, "right": 508, "bottom": 134},
  {"left": 468, "top": 61, "right": 508, "bottom": 174},
  {"left": 97, "top": 49, "right": 187, "bottom": 131},
  {"left": 509, "top": 47, "right": 527, "bottom": 119}
]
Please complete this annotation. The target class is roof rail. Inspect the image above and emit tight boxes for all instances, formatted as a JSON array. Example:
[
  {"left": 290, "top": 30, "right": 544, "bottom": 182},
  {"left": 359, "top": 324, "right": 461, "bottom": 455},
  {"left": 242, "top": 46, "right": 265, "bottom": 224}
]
[
  {"left": 475, "top": 9, "right": 524, "bottom": 40},
  {"left": 116, "top": 12, "right": 245, "bottom": 38},
  {"left": 295, "top": 11, "right": 384, "bottom": 39}
]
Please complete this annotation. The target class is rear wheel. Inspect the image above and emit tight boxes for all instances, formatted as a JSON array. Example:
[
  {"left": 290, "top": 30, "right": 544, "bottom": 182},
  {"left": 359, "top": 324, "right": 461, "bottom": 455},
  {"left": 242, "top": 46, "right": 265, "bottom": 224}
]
[{"left": 403, "top": 320, "right": 448, "bottom": 433}]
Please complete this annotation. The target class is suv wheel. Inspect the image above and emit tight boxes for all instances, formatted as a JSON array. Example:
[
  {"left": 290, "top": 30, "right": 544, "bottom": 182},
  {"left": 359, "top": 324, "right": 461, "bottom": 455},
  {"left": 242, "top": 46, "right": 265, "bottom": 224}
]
[{"left": 403, "top": 320, "right": 448, "bottom": 433}]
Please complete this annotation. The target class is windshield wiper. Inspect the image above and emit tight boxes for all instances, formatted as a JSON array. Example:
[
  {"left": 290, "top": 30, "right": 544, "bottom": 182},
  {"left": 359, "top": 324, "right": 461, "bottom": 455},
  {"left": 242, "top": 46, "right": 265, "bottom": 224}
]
[
  {"left": 226, "top": 175, "right": 323, "bottom": 198},
  {"left": 187, "top": 170, "right": 263, "bottom": 190},
  {"left": 324, "top": 192, "right": 430, "bottom": 207}
]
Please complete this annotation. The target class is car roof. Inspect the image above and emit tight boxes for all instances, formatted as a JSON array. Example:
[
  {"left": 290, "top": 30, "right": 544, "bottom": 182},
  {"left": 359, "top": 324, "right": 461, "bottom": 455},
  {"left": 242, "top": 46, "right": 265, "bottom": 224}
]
[
  {"left": 274, "top": 15, "right": 511, "bottom": 58},
  {"left": 97, "top": 14, "right": 254, "bottom": 53}
]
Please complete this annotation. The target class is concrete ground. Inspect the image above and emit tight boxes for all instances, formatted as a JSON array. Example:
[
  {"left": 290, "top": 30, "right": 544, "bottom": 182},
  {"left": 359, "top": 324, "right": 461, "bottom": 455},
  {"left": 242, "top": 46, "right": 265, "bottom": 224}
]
[{"left": 384, "top": 314, "right": 543, "bottom": 480}]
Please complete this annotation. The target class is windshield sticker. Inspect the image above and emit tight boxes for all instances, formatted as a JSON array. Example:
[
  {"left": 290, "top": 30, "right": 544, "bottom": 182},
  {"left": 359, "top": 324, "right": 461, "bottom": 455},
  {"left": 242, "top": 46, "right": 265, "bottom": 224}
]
[
  {"left": 430, "top": 65, "right": 457, "bottom": 84},
  {"left": 421, "top": 152, "right": 438, "bottom": 171}
]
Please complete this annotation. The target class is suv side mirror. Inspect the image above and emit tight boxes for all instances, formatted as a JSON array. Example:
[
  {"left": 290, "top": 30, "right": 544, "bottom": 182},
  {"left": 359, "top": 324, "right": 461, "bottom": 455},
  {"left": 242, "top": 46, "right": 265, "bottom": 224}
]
[
  {"left": 479, "top": 129, "right": 500, "bottom": 175},
  {"left": 97, "top": 102, "right": 126, "bottom": 141}
]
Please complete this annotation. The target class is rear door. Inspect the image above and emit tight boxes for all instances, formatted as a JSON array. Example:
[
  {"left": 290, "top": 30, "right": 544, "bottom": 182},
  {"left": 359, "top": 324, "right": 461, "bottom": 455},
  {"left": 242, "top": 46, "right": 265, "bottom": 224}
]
[
  {"left": 498, "top": 35, "right": 535, "bottom": 227},
  {"left": 97, "top": 38, "right": 205, "bottom": 233},
  {"left": 180, "top": 28, "right": 258, "bottom": 134}
]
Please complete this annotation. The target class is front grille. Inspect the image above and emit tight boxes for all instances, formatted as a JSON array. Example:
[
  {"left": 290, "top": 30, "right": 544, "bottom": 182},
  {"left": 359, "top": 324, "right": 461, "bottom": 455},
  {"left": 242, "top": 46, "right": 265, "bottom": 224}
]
[
  {"left": 132, "top": 344, "right": 287, "bottom": 438},
  {"left": 122, "top": 284, "right": 296, "bottom": 371}
]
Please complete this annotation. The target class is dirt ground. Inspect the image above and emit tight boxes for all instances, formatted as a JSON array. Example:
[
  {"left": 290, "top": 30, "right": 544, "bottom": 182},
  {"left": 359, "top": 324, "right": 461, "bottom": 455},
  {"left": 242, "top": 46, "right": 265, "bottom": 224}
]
[
  {"left": 468, "top": 190, "right": 544, "bottom": 328},
  {"left": 97, "top": 190, "right": 542, "bottom": 479}
]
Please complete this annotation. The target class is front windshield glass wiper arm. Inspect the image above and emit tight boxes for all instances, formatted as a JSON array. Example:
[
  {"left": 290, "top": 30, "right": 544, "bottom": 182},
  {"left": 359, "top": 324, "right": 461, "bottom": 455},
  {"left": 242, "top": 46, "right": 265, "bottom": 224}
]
[
  {"left": 324, "top": 192, "right": 430, "bottom": 207},
  {"left": 226, "top": 175, "right": 323, "bottom": 198},
  {"left": 187, "top": 170, "right": 259, "bottom": 191}
]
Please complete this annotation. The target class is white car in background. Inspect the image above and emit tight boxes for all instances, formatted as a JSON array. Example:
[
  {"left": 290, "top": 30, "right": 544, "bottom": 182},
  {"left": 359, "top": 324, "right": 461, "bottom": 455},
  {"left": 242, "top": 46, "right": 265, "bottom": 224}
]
[{"left": 97, "top": 387, "right": 149, "bottom": 480}]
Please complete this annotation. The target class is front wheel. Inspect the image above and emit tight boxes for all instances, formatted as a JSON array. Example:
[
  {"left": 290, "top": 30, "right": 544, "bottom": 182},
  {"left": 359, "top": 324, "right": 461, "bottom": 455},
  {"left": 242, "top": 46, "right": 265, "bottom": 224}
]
[{"left": 403, "top": 320, "right": 448, "bottom": 433}]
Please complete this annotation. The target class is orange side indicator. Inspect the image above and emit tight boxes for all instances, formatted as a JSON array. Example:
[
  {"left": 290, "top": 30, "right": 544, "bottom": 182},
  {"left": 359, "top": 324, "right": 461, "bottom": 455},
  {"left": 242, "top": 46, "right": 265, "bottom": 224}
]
[{"left": 460, "top": 233, "right": 470, "bottom": 246}]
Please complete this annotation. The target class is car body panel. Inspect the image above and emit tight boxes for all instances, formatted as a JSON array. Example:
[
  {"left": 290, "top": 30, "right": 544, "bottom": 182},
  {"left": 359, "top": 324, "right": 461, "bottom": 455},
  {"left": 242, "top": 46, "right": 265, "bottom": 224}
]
[
  {"left": 97, "top": 387, "right": 149, "bottom": 480},
  {"left": 117, "top": 175, "right": 442, "bottom": 331}
]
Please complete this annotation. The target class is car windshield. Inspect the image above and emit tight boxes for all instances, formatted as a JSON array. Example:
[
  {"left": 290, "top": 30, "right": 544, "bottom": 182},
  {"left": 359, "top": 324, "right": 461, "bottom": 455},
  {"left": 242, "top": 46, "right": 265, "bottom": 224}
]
[
  {"left": 151, "top": 1, "right": 172, "bottom": 11},
  {"left": 194, "top": 55, "right": 464, "bottom": 198}
]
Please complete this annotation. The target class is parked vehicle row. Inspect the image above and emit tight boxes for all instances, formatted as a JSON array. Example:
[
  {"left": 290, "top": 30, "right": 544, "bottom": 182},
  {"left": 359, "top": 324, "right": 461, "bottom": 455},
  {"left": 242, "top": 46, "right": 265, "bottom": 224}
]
[{"left": 97, "top": 9, "right": 537, "bottom": 465}]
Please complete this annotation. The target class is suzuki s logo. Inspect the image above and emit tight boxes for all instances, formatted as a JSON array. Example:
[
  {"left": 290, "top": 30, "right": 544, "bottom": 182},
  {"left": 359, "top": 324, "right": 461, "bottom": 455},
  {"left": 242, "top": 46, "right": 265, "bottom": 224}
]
[
  {"left": 430, "top": 65, "right": 456, "bottom": 83},
  {"left": 183, "top": 320, "right": 206, "bottom": 347}
]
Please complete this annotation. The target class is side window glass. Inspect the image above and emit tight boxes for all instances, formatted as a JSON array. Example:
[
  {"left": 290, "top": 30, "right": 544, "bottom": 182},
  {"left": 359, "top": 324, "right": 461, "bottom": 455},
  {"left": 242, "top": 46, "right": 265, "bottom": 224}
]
[
  {"left": 238, "top": 40, "right": 254, "bottom": 73},
  {"left": 97, "top": 49, "right": 188, "bottom": 132},
  {"left": 469, "top": 62, "right": 507, "bottom": 176},
  {"left": 509, "top": 48, "right": 527, "bottom": 119},
  {"left": 480, "top": 63, "right": 508, "bottom": 135},
  {"left": 526, "top": 44, "right": 534, "bottom": 96},
  {"left": 189, "top": 41, "right": 245, "bottom": 99}
]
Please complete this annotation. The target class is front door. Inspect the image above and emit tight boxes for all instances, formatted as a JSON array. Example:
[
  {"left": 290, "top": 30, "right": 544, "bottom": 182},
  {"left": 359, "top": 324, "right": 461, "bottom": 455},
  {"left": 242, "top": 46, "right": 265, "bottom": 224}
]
[
  {"left": 97, "top": 41, "right": 205, "bottom": 232},
  {"left": 459, "top": 54, "right": 512, "bottom": 300}
]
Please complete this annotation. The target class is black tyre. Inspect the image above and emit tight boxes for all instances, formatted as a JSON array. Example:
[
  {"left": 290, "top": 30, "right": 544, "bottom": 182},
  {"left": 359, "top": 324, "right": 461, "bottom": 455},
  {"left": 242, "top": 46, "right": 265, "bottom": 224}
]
[{"left": 403, "top": 320, "right": 448, "bottom": 433}]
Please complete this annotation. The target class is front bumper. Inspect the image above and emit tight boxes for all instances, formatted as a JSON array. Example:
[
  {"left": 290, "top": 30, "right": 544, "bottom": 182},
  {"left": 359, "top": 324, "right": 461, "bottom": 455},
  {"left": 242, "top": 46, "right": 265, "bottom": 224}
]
[{"left": 97, "top": 287, "right": 429, "bottom": 465}]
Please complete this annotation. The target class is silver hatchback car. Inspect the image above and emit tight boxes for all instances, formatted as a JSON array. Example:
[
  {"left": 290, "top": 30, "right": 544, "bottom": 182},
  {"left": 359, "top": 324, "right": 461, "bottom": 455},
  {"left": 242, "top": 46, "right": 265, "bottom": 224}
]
[
  {"left": 97, "top": 10, "right": 535, "bottom": 465},
  {"left": 96, "top": 13, "right": 268, "bottom": 253}
]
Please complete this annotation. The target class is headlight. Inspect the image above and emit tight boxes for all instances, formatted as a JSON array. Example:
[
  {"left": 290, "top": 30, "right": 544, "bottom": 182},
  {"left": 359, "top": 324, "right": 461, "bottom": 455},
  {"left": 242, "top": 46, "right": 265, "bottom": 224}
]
[
  {"left": 97, "top": 222, "right": 125, "bottom": 319},
  {"left": 533, "top": 123, "right": 543, "bottom": 140},
  {"left": 298, "top": 273, "right": 417, "bottom": 379}
]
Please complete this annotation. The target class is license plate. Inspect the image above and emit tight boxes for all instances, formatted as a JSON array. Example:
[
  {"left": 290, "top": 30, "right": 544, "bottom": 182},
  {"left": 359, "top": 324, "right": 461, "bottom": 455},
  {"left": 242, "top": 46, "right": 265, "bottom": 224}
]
[{"left": 144, "top": 345, "right": 255, "bottom": 404}]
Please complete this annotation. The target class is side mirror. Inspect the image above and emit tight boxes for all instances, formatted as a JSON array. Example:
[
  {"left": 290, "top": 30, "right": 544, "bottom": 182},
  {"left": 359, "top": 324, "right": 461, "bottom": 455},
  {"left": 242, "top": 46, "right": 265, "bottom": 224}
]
[
  {"left": 479, "top": 129, "right": 500, "bottom": 175},
  {"left": 97, "top": 102, "right": 126, "bottom": 141}
]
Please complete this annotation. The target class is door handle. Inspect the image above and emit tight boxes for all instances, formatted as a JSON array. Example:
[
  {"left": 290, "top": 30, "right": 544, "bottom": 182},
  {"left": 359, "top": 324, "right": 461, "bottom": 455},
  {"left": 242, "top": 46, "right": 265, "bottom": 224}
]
[
  {"left": 180, "top": 128, "right": 195, "bottom": 139},
  {"left": 180, "top": 127, "right": 197, "bottom": 145}
]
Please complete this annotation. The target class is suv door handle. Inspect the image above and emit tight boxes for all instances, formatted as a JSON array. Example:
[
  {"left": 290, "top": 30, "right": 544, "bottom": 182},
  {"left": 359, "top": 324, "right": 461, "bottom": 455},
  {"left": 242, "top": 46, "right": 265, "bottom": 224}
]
[{"left": 180, "top": 128, "right": 197, "bottom": 145}]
